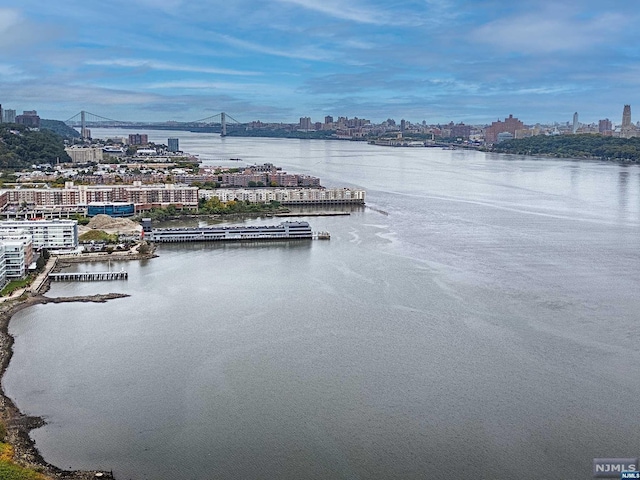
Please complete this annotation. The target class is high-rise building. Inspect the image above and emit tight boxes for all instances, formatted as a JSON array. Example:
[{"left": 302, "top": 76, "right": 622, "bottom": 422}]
[
  {"left": 622, "top": 105, "right": 631, "bottom": 128},
  {"left": 129, "top": 133, "right": 149, "bottom": 145},
  {"left": 299, "top": 117, "right": 311, "bottom": 130},
  {"left": 620, "top": 105, "right": 637, "bottom": 138},
  {"left": 168, "top": 138, "right": 179, "bottom": 152},
  {"left": 572, "top": 112, "right": 579, "bottom": 134},
  {"left": 0, "top": 104, "right": 3, "bottom": 124},
  {"left": 324, "top": 116, "right": 333, "bottom": 124},
  {"left": 598, "top": 119, "right": 612, "bottom": 134},
  {"left": 3, "top": 109, "right": 16, "bottom": 123}
]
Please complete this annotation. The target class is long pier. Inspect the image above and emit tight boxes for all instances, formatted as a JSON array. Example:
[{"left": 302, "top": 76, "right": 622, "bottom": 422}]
[{"left": 48, "top": 271, "right": 128, "bottom": 282}]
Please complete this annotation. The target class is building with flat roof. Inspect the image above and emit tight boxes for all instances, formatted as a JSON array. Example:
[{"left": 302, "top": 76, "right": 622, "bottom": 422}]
[
  {"left": 87, "top": 202, "right": 135, "bottom": 217},
  {"left": 484, "top": 114, "right": 525, "bottom": 144},
  {"left": 1, "top": 182, "right": 198, "bottom": 212},
  {"left": 3, "top": 109, "right": 16, "bottom": 123},
  {"left": 199, "top": 187, "right": 366, "bottom": 205},
  {"left": 0, "top": 228, "right": 34, "bottom": 268},
  {"left": 2, "top": 242, "right": 27, "bottom": 279},
  {"left": 15, "top": 110, "right": 40, "bottom": 128},
  {"left": 0, "top": 219, "right": 78, "bottom": 251},
  {"left": 0, "top": 245, "right": 7, "bottom": 289},
  {"left": 65, "top": 146, "right": 104, "bottom": 164},
  {"left": 129, "top": 133, "right": 149, "bottom": 145}
]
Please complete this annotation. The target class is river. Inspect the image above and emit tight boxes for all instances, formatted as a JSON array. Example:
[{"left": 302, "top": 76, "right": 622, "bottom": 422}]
[{"left": 4, "top": 131, "right": 640, "bottom": 479}]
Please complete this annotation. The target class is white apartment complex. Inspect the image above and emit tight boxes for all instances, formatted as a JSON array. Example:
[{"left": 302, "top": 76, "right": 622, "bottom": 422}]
[
  {"left": 0, "top": 219, "right": 78, "bottom": 251},
  {"left": 0, "top": 245, "right": 7, "bottom": 289},
  {"left": 2, "top": 241, "right": 28, "bottom": 279}
]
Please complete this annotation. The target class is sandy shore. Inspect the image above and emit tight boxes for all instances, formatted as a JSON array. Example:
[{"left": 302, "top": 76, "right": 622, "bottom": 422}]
[{"left": 0, "top": 251, "right": 155, "bottom": 479}]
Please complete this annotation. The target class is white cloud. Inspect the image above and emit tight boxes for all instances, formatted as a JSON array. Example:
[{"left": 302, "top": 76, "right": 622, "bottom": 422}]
[
  {"left": 471, "top": 9, "right": 627, "bottom": 54},
  {"left": 215, "top": 34, "right": 334, "bottom": 61},
  {"left": 0, "top": 8, "right": 21, "bottom": 32},
  {"left": 0, "top": 63, "right": 25, "bottom": 77},
  {"left": 85, "top": 59, "right": 262, "bottom": 76},
  {"left": 275, "top": 0, "right": 401, "bottom": 25}
]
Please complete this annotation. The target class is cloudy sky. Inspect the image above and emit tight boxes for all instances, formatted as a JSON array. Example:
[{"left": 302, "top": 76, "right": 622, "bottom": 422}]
[{"left": 1, "top": 0, "right": 638, "bottom": 125}]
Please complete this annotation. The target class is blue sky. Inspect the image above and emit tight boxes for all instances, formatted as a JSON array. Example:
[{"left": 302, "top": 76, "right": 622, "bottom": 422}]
[{"left": 1, "top": 0, "right": 638, "bottom": 125}]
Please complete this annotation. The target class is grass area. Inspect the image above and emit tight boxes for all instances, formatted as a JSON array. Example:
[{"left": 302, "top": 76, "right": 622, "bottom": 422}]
[
  {"left": 0, "top": 443, "right": 49, "bottom": 480},
  {"left": 0, "top": 277, "right": 34, "bottom": 297}
]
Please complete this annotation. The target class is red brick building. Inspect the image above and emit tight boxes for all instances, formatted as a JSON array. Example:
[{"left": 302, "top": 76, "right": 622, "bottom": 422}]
[{"left": 484, "top": 114, "right": 524, "bottom": 144}]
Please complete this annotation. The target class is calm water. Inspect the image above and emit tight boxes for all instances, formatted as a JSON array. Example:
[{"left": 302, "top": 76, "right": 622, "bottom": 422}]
[{"left": 4, "top": 132, "right": 640, "bottom": 479}]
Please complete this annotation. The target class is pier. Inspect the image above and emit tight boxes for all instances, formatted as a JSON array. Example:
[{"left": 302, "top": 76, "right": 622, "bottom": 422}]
[{"left": 48, "top": 270, "right": 128, "bottom": 281}]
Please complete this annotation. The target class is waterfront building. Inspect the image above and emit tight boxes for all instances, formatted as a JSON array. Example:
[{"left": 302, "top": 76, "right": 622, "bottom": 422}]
[
  {"left": 168, "top": 138, "right": 179, "bottom": 152},
  {"left": 1, "top": 241, "right": 28, "bottom": 279},
  {"left": 0, "top": 219, "right": 78, "bottom": 251},
  {"left": 0, "top": 229, "right": 34, "bottom": 278},
  {"left": 484, "top": 114, "right": 525, "bottom": 144},
  {"left": 143, "top": 220, "right": 314, "bottom": 243},
  {"left": 0, "top": 245, "right": 7, "bottom": 290},
  {"left": 199, "top": 187, "right": 365, "bottom": 205}
]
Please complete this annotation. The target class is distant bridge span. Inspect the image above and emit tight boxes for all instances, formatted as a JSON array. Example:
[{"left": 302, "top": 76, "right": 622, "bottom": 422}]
[{"left": 64, "top": 111, "right": 242, "bottom": 138}]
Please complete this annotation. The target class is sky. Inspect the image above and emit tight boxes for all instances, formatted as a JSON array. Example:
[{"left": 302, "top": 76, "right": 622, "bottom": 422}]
[{"left": 1, "top": 0, "right": 639, "bottom": 125}]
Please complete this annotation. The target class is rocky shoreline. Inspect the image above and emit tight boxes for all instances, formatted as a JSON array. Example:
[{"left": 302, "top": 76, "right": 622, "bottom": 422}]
[{"left": 0, "top": 251, "right": 156, "bottom": 479}]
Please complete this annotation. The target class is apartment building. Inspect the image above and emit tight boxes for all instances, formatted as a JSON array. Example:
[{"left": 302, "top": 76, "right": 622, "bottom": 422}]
[
  {"left": 199, "top": 187, "right": 366, "bottom": 204},
  {"left": 0, "top": 245, "right": 7, "bottom": 289},
  {"left": 0, "top": 220, "right": 78, "bottom": 251}
]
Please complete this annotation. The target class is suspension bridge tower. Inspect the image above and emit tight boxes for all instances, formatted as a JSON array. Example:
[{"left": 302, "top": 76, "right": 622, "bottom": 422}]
[
  {"left": 221, "top": 112, "right": 227, "bottom": 137},
  {"left": 80, "top": 110, "right": 88, "bottom": 139}
]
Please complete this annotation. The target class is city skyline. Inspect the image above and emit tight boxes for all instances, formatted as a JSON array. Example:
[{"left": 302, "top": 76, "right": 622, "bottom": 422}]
[{"left": 1, "top": 1, "right": 639, "bottom": 125}]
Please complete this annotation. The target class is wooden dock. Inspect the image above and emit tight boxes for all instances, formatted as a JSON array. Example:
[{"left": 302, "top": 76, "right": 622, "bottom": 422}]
[{"left": 48, "top": 271, "right": 128, "bottom": 282}]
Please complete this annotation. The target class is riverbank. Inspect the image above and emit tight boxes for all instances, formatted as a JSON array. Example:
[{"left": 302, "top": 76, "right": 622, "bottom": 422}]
[{"left": 0, "top": 252, "right": 155, "bottom": 479}]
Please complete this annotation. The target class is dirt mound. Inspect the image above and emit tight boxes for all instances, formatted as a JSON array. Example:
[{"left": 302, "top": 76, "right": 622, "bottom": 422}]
[{"left": 86, "top": 214, "right": 141, "bottom": 233}]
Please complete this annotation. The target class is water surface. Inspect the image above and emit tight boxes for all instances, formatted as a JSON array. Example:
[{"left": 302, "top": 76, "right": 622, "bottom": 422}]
[{"left": 5, "top": 133, "right": 640, "bottom": 479}]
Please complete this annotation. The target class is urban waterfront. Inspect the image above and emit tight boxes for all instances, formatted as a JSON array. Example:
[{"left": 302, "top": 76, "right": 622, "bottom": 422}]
[{"left": 4, "top": 132, "right": 640, "bottom": 479}]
